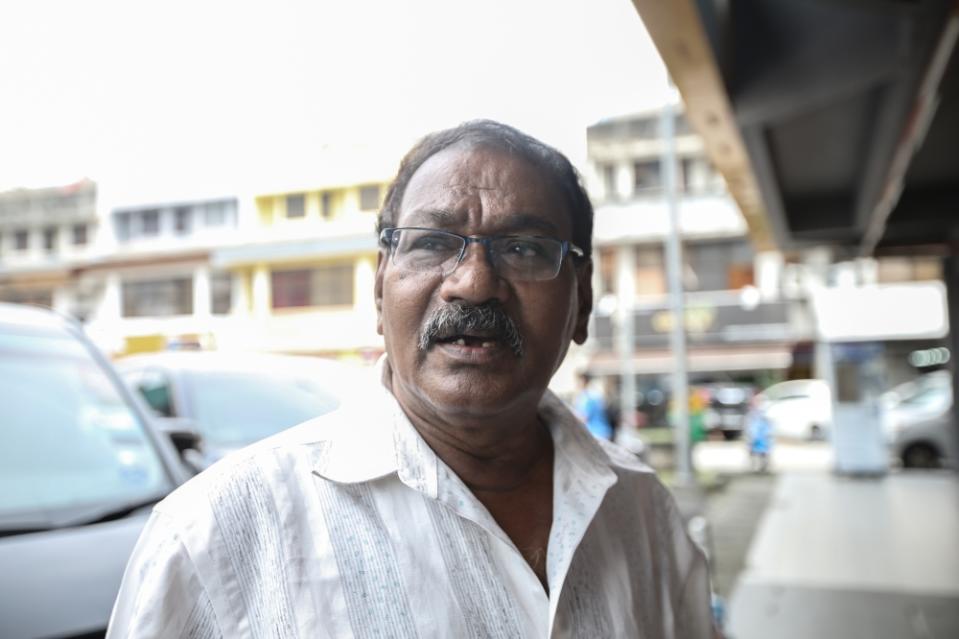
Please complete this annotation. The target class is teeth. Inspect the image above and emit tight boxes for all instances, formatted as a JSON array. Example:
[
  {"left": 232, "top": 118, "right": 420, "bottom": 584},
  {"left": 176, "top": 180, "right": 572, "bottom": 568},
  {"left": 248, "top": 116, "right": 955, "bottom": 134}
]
[
  {"left": 481, "top": 341, "right": 494, "bottom": 348},
  {"left": 454, "top": 338, "right": 466, "bottom": 346}
]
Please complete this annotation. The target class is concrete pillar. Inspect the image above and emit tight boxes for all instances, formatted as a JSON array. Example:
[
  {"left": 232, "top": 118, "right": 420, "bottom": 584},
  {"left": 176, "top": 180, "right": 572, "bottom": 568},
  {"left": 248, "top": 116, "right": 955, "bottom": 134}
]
[
  {"left": 945, "top": 256, "right": 959, "bottom": 461},
  {"left": 251, "top": 263, "right": 271, "bottom": 320},
  {"left": 803, "top": 247, "right": 836, "bottom": 387},
  {"left": 616, "top": 163, "right": 632, "bottom": 200},
  {"left": 354, "top": 256, "right": 376, "bottom": 317},
  {"left": 755, "top": 251, "right": 783, "bottom": 301},
  {"left": 230, "top": 269, "right": 249, "bottom": 316},
  {"left": 193, "top": 265, "right": 211, "bottom": 320}
]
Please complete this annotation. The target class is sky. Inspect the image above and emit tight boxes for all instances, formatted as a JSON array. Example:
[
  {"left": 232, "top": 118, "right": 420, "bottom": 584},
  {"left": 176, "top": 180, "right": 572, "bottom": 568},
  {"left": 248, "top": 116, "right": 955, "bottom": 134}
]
[{"left": 0, "top": 0, "right": 671, "bottom": 203}]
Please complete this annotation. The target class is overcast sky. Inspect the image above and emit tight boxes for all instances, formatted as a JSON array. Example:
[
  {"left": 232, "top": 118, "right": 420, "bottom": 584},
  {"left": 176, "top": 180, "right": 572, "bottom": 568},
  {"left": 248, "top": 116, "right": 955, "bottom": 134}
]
[{"left": 0, "top": 0, "right": 670, "bottom": 202}]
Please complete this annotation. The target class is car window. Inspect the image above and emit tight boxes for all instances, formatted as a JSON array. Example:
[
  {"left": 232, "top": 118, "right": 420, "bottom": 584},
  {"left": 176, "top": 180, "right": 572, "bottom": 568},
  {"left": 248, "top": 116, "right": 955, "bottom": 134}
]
[
  {"left": 900, "top": 385, "right": 950, "bottom": 412},
  {"left": 183, "top": 367, "right": 341, "bottom": 448},
  {"left": 124, "top": 368, "right": 176, "bottom": 417},
  {"left": 0, "top": 324, "right": 174, "bottom": 523}
]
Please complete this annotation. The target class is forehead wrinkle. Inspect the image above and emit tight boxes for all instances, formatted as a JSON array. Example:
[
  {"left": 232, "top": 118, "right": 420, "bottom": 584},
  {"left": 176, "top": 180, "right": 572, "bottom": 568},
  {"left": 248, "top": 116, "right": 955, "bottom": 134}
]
[{"left": 402, "top": 207, "right": 462, "bottom": 228}]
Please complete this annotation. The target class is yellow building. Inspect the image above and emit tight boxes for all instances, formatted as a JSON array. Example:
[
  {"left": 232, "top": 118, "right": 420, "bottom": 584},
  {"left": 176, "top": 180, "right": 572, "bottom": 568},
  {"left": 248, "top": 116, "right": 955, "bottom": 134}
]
[{"left": 211, "top": 179, "right": 390, "bottom": 361}]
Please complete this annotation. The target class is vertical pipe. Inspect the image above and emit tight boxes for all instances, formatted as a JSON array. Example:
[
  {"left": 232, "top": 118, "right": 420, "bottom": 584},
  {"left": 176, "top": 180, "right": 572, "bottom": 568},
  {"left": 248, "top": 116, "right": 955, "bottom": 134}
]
[
  {"left": 662, "top": 99, "right": 693, "bottom": 485},
  {"left": 616, "top": 244, "right": 638, "bottom": 432}
]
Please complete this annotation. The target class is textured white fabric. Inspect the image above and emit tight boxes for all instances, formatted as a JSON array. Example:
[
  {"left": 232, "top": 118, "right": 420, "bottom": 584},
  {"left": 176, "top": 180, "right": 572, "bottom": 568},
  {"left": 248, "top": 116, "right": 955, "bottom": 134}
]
[{"left": 108, "top": 361, "right": 714, "bottom": 638}]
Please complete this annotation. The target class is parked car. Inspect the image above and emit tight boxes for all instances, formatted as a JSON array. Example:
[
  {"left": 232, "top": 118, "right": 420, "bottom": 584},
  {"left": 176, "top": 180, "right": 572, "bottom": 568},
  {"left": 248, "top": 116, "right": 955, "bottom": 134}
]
[
  {"left": 116, "top": 351, "right": 368, "bottom": 463},
  {"left": 0, "top": 303, "right": 192, "bottom": 639},
  {"left": 756, "top": 379, "right": 832, "bottom": 440},
  {"left": 882, "top": 370, "right": 957, "bottom": 468},
  {"left": 701, "top": 383, "right": 755, "bottom": 440}
]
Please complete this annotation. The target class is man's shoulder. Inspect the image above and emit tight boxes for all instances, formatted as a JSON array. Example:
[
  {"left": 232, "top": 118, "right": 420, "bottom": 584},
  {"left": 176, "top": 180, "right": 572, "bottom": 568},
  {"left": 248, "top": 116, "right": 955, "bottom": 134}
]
[
  {"left": 156, "top": 400, "right": 378, "bottom": 518},
  {"left": 595, "top": 436, "right": 656, "bottom": 476}
]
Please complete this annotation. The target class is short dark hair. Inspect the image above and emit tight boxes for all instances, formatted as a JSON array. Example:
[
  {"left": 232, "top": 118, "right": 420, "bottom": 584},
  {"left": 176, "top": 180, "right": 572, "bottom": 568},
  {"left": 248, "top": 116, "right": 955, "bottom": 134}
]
[{"left": 377, "top": 119, "right": 594, "bottom": 259}]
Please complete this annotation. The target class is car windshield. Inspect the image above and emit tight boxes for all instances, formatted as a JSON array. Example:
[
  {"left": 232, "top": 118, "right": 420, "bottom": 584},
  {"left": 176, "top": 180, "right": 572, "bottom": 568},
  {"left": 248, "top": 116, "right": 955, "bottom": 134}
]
[
  {"left": 184, "top": 367, "right": 340, "bottom": 448},
  {"left": 0, "top": 322, "right": 173, "bottom": 527}
]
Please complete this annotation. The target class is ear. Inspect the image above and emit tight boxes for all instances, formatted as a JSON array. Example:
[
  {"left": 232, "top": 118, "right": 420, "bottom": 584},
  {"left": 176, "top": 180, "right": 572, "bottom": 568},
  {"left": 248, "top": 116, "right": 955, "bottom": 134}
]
[
  {"left": 374, "top": 249, "right": 386, "bottom": 335},
  {"left": 572, "top": 258, "right": 593, "bottom": 345}
]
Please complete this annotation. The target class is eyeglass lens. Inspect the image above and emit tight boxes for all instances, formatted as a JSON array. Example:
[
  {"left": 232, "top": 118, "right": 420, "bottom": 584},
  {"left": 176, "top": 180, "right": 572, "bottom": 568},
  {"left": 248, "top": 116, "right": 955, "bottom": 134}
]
[{"left": 390, "top": 228, "right": 565, "bottom": 281}]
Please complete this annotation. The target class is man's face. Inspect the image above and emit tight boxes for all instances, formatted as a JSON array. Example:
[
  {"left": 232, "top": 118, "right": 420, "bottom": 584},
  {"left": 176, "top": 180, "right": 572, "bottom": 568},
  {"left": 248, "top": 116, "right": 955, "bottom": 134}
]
[{"left": 375, "top": 143, "right": 592, "bottom": 419}]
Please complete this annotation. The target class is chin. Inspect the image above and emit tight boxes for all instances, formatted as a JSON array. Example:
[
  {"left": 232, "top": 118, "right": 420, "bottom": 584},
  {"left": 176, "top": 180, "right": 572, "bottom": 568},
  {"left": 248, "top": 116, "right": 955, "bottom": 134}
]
[{"left": 415, "top": 371, "right": 544, "bottom": 418}]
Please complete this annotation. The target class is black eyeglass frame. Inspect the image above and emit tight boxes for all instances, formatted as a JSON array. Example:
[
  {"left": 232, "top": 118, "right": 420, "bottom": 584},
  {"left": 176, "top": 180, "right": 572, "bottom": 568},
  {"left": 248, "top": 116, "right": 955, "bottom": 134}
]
[{"left": 378, "top": 226, "right": 586, "bottom": 280}]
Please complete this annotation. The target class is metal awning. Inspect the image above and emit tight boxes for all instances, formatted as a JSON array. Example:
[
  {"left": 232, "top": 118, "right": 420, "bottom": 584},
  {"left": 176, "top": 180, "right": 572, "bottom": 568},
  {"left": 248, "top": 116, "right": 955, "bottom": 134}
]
[{"left": 631, "top": 0, "right": 959, "bottom": 257}]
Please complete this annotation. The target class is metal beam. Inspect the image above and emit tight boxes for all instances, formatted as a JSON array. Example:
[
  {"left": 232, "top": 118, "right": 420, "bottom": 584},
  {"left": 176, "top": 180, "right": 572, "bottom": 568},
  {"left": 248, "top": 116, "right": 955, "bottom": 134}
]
[
  {"left": 861, "top": 7, "right": 959, "bottom": 255},
  {"left": 630, "top": 0, "right": 776, "bottom": 251}
]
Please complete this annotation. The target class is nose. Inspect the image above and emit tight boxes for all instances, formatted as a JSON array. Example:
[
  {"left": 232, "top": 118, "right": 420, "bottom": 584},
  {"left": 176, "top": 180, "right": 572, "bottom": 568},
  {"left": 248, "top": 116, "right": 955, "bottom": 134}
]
[{"left": 439, "top": 241, "right": 511, "bottom": 306}]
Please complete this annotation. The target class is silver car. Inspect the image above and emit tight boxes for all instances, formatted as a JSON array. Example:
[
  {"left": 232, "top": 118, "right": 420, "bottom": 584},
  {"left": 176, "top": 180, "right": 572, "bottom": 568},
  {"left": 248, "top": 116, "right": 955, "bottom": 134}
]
[
  {"left": 882, "top": 370, "right": 957, "bottom": 469},
  {"left": 116, "top": 351, "right": 367, "bottom": 463},
  {"left": 0, "top": 303, "right": 191, "bottom": 639}
]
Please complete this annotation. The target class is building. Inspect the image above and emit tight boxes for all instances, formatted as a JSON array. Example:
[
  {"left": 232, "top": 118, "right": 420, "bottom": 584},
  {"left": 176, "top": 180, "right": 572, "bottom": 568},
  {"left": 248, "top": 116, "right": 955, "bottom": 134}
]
[
  {"left": 581, "top": 109, "right": 809, "bottom": 410},
  {"left": 209, "top": 178, "right": 389, "bottom": 360},
  {"left": 0, "top": 180, "right": 99, "bottom": 317}
]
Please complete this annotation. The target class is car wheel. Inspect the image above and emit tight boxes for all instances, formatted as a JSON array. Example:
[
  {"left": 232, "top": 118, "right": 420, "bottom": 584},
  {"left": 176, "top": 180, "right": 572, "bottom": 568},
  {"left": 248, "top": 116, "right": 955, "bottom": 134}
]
[{"left": 902, "top": 443, "right": 940, "bottom": 469}]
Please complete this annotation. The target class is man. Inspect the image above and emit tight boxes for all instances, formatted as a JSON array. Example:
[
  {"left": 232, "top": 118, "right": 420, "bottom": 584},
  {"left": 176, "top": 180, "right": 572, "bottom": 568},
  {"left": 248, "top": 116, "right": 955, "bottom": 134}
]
[{"left": 108, "top": 120, "right": 716, "bottom": 638}]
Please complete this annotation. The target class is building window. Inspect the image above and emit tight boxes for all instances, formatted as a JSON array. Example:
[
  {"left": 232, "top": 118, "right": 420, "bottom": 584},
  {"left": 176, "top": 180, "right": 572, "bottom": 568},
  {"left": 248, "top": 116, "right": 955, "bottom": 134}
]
[
  {"left": 14, "top": 229, "right": 29, "bottom": 251},
  {"left": 271, "top": 264, "right": 354, "bottom": 309},
  {"left": 203, "top": 201, "right": 227, "bottom": 226},
  {"left": 286, "top": 194, "right": 306, "bottom": 218},
  {"left": 115, "top": 212, "right": 131, "bottom": 241},
  {"left": 141, "top": 209, "right": 161, "bottom": 236},
  {"left": 633, "top": 160, "right": 662, "bottom": 195},
  {"left": 321, "top": 191, "right": 333, "bottom": 219},
  {"left": 122, "top": 278, "right": 194, "bottom": 317},
  {"left": 72, "top": 223, "right": 88, "bottom": 246},
  {"left": 43, "top": 227, "right": 58, "bottom": 252},
  {"left": 210, "top": 272, "right": 232, "bottom": 315},
  {"left": 685, "top": 240, "right": 754, "bottom": 291},
  {"left": 359, "top": 185, "right": 381, "bottom": 211},
  {"left": 635, "top": 246, "right": 666, "bottom": 296},
  {"left": 174, "top": 207, "right": 192, "bottom": 234}
]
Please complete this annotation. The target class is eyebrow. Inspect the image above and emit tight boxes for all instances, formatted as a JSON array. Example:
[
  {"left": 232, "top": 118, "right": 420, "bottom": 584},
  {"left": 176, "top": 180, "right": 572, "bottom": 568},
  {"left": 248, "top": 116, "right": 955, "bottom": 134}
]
[{"left": 402, "top": 209, "right": 562, "bottom": 236}]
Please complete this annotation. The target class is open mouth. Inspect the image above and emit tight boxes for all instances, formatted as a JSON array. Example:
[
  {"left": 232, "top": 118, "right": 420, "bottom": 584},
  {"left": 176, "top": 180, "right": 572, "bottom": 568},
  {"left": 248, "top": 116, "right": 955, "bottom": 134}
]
[{"left": 434, "top": 333, "right": 500, "bottom": 349}]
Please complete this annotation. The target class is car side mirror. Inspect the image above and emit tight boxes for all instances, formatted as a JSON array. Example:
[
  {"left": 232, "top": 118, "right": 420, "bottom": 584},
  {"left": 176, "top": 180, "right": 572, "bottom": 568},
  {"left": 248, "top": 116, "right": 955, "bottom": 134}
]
[{"left": 153, "top": 417, "right": 207, "bottom": 474}]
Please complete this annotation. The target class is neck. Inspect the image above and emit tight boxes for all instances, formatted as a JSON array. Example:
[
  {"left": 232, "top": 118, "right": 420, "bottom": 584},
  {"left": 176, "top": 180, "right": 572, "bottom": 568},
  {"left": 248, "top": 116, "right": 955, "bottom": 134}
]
[{"left": 385, "top": 365, "right": 553, "bottom": 492}]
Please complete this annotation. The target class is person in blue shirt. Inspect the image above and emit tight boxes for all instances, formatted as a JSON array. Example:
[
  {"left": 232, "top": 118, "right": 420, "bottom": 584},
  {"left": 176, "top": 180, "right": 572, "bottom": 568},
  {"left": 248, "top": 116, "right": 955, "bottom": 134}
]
[
  {"left": 746, "top": 397, "right": 772, "bottom": 473},
  {"left": 575, "top": 372, "right": 614, "bottom": 440}
]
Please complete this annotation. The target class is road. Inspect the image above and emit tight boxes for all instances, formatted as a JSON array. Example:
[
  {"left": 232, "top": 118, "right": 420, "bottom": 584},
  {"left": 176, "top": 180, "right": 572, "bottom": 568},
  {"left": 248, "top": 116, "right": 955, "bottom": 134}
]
[{"left": 694, "top": 438, "right": 834, "bottom": 475}]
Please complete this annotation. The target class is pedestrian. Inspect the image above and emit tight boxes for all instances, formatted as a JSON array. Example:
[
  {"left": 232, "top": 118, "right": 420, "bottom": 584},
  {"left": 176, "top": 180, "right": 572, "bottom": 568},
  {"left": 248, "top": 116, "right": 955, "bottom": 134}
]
[
  {"left": 574, "top": 372, "right": 614, "bottom": 440},
  {"left": 107, "top": 120, "right": 719, "bottom": 638},
  {"left": 746, "top": 397, "right": 772, "bottom": 473}
]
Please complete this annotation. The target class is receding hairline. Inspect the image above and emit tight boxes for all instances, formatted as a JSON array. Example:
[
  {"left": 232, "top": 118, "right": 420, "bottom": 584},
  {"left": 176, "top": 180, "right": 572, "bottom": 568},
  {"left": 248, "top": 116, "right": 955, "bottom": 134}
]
[{"left": 394, "top": 140, "right": 575, "bottom": 230}]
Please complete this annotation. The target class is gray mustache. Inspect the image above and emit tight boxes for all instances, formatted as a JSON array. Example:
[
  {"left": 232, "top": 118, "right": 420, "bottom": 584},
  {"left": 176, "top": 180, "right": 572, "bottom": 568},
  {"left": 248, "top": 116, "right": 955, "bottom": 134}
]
[{"left": 419, "top": 302, "right": 524, "bottom": 358}]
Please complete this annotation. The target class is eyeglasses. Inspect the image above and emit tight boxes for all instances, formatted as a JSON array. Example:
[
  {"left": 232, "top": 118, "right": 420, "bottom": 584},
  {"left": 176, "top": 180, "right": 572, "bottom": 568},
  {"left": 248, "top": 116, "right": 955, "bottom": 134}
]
[{"left": 379, "top": 227, "right": 585, "bottom": 282}]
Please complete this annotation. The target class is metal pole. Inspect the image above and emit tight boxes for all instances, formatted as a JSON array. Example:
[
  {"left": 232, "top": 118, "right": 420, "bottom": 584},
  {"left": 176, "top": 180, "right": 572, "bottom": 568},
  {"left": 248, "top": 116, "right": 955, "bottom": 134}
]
[
  {"left": 616, "top": 245, "right": 637, "bottom": 433},
  {"left": 661, "top": 98, "right": 693, "bottom": 485}
]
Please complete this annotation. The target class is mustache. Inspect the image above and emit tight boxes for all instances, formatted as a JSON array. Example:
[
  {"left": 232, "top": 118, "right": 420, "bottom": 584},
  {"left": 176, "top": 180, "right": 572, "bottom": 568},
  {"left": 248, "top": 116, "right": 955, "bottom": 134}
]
[{"left": 418, "top": 301, "right": 524, "bottom": 358}]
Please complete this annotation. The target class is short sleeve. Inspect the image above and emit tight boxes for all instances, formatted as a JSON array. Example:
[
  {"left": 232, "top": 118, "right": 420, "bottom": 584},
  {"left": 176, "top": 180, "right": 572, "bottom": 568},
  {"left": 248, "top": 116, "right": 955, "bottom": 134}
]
[{"left": 107, "top": 510, "right": 222, "bottom": 639}]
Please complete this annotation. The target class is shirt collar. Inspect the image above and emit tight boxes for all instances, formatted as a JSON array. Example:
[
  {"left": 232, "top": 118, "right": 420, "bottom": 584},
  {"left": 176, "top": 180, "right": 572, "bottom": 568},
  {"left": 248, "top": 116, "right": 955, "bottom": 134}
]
[{"left": 311, "top": 355, "right": 629, "bottom": 491}]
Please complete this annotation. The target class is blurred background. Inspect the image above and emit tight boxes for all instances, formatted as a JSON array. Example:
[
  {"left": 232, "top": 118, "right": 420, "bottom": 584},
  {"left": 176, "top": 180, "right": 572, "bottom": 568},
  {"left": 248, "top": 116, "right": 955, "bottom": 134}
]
[{"left": 1, "top": 0, "right": 957, "bottom": 637}]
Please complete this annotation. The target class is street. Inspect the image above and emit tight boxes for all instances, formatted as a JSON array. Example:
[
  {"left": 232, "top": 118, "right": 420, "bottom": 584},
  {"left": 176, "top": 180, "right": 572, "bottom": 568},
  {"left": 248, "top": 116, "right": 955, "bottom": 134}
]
[{"left": 690, "top": 439, "right": 959, "bottom": 638}]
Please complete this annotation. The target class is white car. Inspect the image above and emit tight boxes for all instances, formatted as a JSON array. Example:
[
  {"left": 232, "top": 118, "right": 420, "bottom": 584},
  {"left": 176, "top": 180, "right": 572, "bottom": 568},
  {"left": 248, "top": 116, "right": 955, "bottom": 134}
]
[{"left": 757, "top": 379, "right": 832, "bottom": 440}]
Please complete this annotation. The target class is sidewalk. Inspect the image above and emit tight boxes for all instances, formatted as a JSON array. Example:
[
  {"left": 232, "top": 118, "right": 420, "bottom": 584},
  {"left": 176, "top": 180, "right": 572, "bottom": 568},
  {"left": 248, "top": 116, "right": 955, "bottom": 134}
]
[{"left": 727, "top": 471, "right": 959, "bottom": 639}]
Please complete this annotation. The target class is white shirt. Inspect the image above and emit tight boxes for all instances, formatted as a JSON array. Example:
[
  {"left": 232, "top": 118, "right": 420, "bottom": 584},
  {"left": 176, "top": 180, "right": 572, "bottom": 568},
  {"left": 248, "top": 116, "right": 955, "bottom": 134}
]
[{"left": 108, "top": 361, "right": 714, "bottom": 638}]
